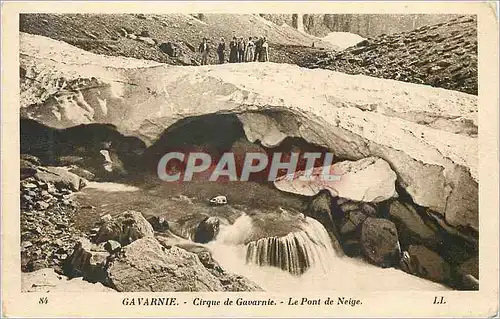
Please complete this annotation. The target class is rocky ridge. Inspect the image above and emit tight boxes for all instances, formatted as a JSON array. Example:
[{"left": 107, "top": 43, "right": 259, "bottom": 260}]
[
  {"left": 20, "top": 13, "right": 335, "bottom": 66},
  {"left": 305, "top": 15, "right": 477, "bottom": 94}
]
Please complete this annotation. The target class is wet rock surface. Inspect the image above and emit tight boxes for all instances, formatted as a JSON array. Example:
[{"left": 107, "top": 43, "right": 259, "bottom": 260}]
[
  {"left": 388, "top": 200, "right": 441, "bottom": 249},
  {"left": 360, "top": 217, "right": 401, "bottom": 268},
  {"left": 403, "top": 245, "right": 452, "bottom": 284}
]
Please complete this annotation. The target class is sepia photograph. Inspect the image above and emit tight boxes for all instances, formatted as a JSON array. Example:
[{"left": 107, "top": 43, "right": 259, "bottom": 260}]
[{"left": 2, "top": 1, "right": 498, "bottom": 318}]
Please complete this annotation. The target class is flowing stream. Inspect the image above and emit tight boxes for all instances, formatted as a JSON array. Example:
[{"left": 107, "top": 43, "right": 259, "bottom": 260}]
[
  {"left": 207, "top": 214, "right": 449, "bottom": 292},
  {"left": 77, "top": 182, "right": 449, "bottom": 292}
]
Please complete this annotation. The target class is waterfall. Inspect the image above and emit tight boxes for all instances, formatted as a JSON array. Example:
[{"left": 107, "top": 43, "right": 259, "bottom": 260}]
[
  {"left": 245, "top": 217, "right": 336, "bottom": 275},
  {"left": 292, "top": 14, "right": 305, "bottom": 33},
  {"left": 207, "top": 214, "right": 449, "bottom": 291},
  {"left": 296, "top": 14, "right": 304, "bottom": 33}
]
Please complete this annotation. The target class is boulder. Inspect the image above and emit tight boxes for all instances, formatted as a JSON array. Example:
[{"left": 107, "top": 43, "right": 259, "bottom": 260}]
[
  {"left": 22, "top": 268, "right": 115, "bottom": 292},
  {"left": 146, "top": 215, "right": 169, "bottom": 232},
  {"left": 64, "top": 238, "right": 109, "bottom": 283},
  {"left": 106, "top": 237, "right": 225, "bottom": 291},
  {"left": 193, "top": 216, "right": 221, "bottom": 244},
  {"left": 274, "top": 157, "right": 397, "bottom": 203},
  {"left": 360, "top": 217, "right": 401, "bottom": 267},
  {"left": 159, "top": 42, "right": 178, "bottom": 57},
  {"left": 337, "top": 199, "right": 377, "bottom": 216},
  {"left": 94, "top": 211, "right": 154, "bottom": 245},
  {"left": 34, "top": 166, "right": 86, "bottom": 191},
  {"left": 406, "top": 245, "right": 451, "bottom": 283},
  {"left": 388, "top": 200, "right": 440, "bottom": 248},
  {"left": 104, "top": 240, "right": 121, "bottom": 253},
  {"left": 21, "top": 154, "right": 42, "bottom": 166},
  {"left": 19, "top": 32, "right": 478, "bottom": 235},
  {"left": 157, "top": 238, "right": 262, "bottom": 292},
  {"left": 340, "top": 210, "right": 367, "bottom": 235},
  {"left": 68, "top": 166, "right": 95, "bottom": 181}
]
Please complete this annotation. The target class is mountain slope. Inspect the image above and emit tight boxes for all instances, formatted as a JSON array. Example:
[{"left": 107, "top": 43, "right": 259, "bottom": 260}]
[
  {"left": 303, "top": 15, "right": 477, "bottom": 94},
  {"left": 20, "top": 13, "right": 335, "bottom": 66}
]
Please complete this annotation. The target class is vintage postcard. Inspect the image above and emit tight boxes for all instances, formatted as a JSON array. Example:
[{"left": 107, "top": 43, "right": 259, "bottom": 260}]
[{"left": 1, "top": 1, "right": 498, "bottom": 317}]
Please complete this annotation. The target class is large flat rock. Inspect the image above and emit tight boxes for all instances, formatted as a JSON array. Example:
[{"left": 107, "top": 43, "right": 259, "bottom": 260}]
[{"left": 20, "top": 33, "right": 478, "bottom": 233}]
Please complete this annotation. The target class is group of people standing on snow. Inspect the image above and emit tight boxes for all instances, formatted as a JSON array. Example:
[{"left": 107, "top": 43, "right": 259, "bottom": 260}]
[{"left": 198, "top": 36, "right": 269, "bottom": 65}]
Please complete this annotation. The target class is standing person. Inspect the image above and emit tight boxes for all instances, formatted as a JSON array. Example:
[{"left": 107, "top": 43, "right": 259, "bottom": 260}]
[
  {"left": 198, "top": 37, "right": 210, "bottom": 65},
  {"left": 229, "top": 37, "right": 238, "bottom": 63},
  {"left": 245, "top": 37, "right": 255, "bottom": 62},
  {"left": 260, "top": 37, "right": 269, "bottom": 62},
  {"left": 237, "top": 37, "right": 246, "bottom": 63},
  {"left": 254, "top": 36, "right": 262, "bottom": 62},
  {"left": 217, "top": 37, "right": 226, "bottom": 64}
]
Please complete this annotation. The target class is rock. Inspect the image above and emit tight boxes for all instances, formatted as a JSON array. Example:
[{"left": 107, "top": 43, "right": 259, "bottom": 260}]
[
  {"left": 405, "top": 245, "right": 451, "bottom": 283},
  {"left": 137, "top": 36, "right": 155, "bottom": 46},
  {"left": 20, "top": 159, "right": 37, "bottom": 179},
  {"left": 340, "top": 210, "right": 367, "bottom": 235},
  {"left": 83, "top": 30, "right": 98, "bottom": 40},
  {"left": 174, "top": 242, "right": 223, "bottom": 273},
  {"left": 159, "top": 42, "right": 178, "bottom": 57},
  {"left": 68, "top": 167, "right": 95, "bottom": 181},
  {"left": 19, "top": 33, "right": 479, "bottom": 236},
  {"left": 342, "top": 238, "right": 363, "bottom": 257},
  {"left": 338, "top": 199, "right": 376, "bottom": 215},
  {"left": 307, "top": 190, "right": 336, "bottom": 226},
  {"left": 306, "top": 190, "right": 343, "bottom": 252},
  {"left": 21, "top": 154, "right": 42, "bottom": 166},
  {"left": 34, "top": 167, "right": 86, "bottom": 191},
  {"left": 274, "top": 157, "right": 397, "bottom": 203},
  {"left": 118, "top": 28, "right": 128, "bottom": 37},
  {"left": 22, "top": 268, "right": 114, "bottom": 292},
  {"left": 21, "top": 241, "right": 33, "bottom": 250},
  {"left": 388, "top": 200, "right": 440, "bottom": 248},
  {"left": 26, "top": 259, "right": 49, "bottom": 272},
  {"left": 64, "top": 238, "right": 109, "bottom": 282},
  {"left": 457, "top": 256, "right": 479, "bottom": 278},
  {"left": 106, "top": 237, "right": 225, "bottom": 291},
  {"left": 94, "top": 211, "right": 154, "bottom": 245},
  {"left": 453, "top": 256, "right": 479, "bottom": 290},
  {"left": 126, "top": 33, "right": 137, "bottom": 40},
  {"left": 35, "top": 201, "right": 50, "bottom": 210},
  {"left": 146, "top": 215, "right": 169, "bottom": 232},
  {"left": 360, "top": 218, "right": 401, "bottom": 267},
  {"left": 193, "top": 217, "right": 220, "bottom": 244},
  {"left": 174, "top": 243, "right": 262, "bottom": 291},
  {"left": 139, "top": 30, "right": 150, "bottom": 37},
  {"left": 22, "top": 182, "right": 37, "bottom": 189},
  {"left": 100, "top": 214, "right": 112, "bottom": 223},
  {"left": 104, "top": 240, "right": 121, "bottom": 253}
]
